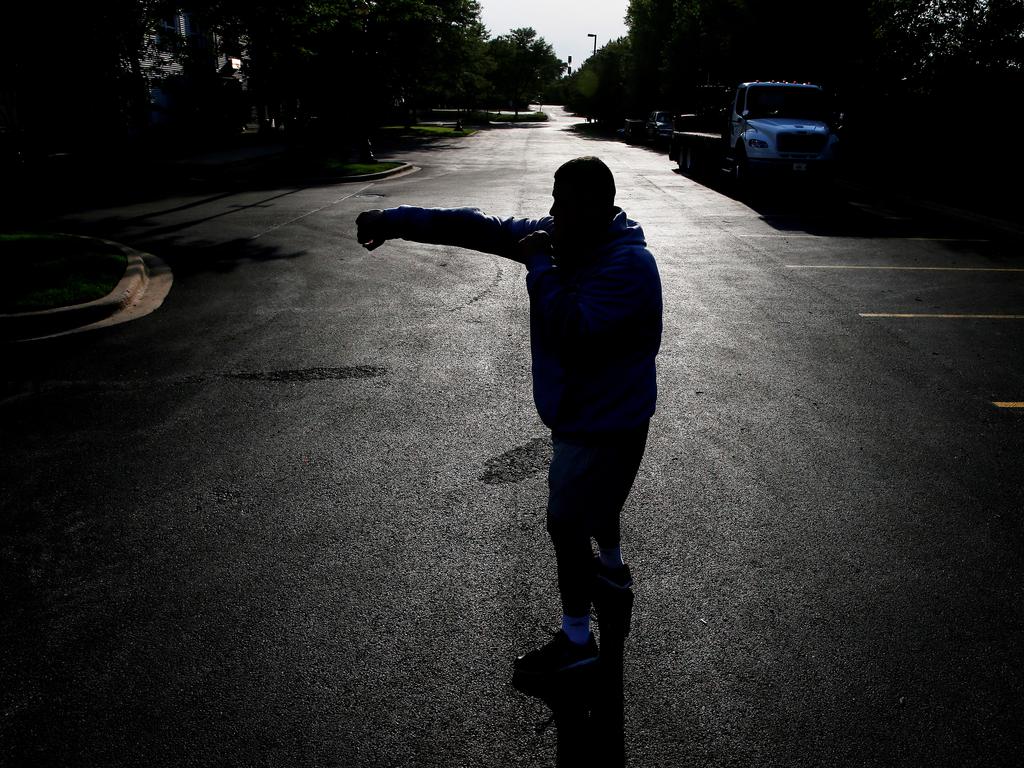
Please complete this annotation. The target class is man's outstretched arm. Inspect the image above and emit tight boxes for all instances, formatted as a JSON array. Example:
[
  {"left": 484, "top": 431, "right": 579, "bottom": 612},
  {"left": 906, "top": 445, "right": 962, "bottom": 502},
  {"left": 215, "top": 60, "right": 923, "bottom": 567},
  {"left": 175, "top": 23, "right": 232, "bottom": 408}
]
[{"left": 357, "top": 206, "right": 551, "bottom": 262}]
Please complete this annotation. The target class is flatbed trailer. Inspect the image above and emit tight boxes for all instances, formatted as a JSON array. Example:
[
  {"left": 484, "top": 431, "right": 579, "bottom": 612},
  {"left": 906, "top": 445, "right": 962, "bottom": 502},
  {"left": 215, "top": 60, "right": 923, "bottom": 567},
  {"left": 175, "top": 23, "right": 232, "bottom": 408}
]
[{"left": 670, "top": 129, "right": 726, "bottom": 175}]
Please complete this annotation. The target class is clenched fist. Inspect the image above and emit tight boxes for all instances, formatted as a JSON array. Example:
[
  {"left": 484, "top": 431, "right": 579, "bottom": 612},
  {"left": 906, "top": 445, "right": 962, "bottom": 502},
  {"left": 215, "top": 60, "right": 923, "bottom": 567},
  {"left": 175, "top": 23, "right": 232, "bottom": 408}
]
[
  {"left": 517, "top": 230, "right": 554, "bottom": 262},
  {"left": 356, "top": 209, "right": 389, "bottom": 251}
]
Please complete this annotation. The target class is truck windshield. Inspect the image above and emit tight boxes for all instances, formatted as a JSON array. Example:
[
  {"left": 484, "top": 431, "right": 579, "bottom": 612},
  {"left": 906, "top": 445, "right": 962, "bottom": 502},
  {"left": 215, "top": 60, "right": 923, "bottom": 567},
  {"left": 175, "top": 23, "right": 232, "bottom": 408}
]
[{"left": 745, "top": 87, "right": 825, "bottom": 120}]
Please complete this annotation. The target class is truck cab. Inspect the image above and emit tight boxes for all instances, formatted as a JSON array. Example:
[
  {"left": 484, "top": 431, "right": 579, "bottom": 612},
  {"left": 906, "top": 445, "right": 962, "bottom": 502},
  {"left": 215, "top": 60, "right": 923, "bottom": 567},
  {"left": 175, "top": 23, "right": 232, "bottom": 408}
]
[{"left": 728, "top": 82, "right": 839, "bottom": 179}]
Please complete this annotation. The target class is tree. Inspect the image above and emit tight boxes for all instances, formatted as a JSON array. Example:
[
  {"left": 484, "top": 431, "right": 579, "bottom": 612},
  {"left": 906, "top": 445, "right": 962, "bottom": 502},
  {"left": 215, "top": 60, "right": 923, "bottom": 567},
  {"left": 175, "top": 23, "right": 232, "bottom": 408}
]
[
  {"left": 0, "top": 0, "right": 181, "bottom": 152},
  {"left": 564, "top": 37, "right": 633, "bottom": 124},
  {"left": 487, "top": 28, "right": 564, "bottom": 117},
  {"left": 430, "top": 19, "right": 493, "bottom": 111},
  {"left": 870, "top": 0, "right": 1024, "bottom": 91},
  {"left": 191, "top": 1, "right": 488, "bottom": 132},
  {"left": 624, "top": 0, "right": 676, "bottom": 110},
  {"left": 623, "top": 0, "right": 877, "bottom": 108},
  {"left": 357, "top": 0, "right": 485, "bottom": 125},
  {"left": 189, "top": 0, "right": 341, "bottom": 133}
]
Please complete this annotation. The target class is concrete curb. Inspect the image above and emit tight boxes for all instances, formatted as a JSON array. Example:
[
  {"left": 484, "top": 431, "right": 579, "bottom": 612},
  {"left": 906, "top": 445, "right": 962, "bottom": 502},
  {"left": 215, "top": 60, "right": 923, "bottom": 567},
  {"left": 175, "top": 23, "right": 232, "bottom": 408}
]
[{"left": 0, "top": 236, "right": 151, "bottom": 343}]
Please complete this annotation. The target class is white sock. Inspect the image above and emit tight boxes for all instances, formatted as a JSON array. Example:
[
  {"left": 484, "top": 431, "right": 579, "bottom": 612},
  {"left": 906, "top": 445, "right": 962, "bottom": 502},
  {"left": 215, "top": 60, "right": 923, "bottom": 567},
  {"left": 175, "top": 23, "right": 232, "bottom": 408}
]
[
  {"left": 599, "top": 546, "right": 624, "bottom": 569},
  {"left": 561, "top": 613, "right": 590, "bottom": 645}
]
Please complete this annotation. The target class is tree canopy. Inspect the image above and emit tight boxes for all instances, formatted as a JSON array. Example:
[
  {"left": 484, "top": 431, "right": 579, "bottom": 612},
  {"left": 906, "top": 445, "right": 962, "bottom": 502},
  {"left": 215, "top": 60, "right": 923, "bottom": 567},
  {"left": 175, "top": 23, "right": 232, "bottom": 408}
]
[
  {"left": 565, "top": 0, "right": 1024, "bottom": 126},
  {"left": 0, "top": 1, "right": 568, "bottom": 153},
  {"left": 487, "top": 28, "right": 565, "bottom": 116}
]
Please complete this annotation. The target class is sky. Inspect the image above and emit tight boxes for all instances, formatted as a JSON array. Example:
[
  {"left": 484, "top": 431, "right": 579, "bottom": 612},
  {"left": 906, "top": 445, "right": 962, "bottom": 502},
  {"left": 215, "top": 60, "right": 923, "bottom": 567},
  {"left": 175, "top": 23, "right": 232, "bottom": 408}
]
[{"left": 477, "top": 0, "right": 630, "bottom": 74}]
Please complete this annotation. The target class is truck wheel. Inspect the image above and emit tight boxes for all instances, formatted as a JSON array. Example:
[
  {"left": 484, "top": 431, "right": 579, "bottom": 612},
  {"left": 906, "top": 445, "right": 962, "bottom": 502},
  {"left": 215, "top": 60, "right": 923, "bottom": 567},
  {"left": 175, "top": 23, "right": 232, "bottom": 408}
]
[
  {"left": 684, "top": 146, "right": 698, "bottom": 175},
  {"left": 677, "top": 146, "right": 696, "bottom": 175},
  {"left": 732, "top": 147, "right": 749, "bottom": 188}
]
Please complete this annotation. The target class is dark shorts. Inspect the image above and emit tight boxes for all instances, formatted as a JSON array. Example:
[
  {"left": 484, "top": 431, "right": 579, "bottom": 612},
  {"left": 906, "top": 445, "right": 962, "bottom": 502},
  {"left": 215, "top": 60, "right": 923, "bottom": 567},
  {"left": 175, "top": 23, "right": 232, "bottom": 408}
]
[{"left": 546, "top": 421, "right": 650, "bottom": 544}]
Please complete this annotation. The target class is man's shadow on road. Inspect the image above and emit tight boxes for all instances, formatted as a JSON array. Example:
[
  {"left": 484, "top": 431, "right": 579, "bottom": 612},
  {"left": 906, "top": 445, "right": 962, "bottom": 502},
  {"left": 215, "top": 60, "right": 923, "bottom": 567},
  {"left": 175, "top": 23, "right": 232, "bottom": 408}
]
[{"left": 512, "top": 589, "right": 633, "bottom": 768}]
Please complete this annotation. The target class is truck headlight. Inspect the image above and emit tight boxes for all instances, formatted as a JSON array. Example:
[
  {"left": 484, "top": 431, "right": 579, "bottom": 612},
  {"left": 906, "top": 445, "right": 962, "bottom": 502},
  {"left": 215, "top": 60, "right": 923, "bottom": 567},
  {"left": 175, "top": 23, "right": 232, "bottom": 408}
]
[{"left": 748, "top": 138, "right": 769, "bottom": 149}]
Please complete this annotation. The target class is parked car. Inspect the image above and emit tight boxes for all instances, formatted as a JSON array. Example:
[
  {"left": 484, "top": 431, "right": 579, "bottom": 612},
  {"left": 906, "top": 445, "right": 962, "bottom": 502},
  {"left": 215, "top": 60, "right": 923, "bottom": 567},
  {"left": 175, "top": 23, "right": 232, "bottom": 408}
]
[
  {"left": 645, "top": 111, "right": 673, "bottom": 143},
  {"left": 623, "top": 118, "right": 645, "bottom": 143}
]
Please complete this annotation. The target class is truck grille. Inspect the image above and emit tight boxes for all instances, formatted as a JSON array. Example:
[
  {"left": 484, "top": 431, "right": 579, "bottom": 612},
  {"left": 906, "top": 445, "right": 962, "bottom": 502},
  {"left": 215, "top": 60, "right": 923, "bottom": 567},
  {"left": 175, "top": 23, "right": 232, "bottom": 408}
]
[{"left": 777, "top": 133, "right": 827, "bottom": 153}]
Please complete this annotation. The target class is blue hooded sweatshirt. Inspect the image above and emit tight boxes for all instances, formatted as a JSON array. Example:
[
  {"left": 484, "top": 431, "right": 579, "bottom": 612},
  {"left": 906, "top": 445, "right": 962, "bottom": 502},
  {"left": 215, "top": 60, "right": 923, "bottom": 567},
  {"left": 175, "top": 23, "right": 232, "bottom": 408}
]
[{"left": 382, "top": 205, "right": 662, "bottom": 436}]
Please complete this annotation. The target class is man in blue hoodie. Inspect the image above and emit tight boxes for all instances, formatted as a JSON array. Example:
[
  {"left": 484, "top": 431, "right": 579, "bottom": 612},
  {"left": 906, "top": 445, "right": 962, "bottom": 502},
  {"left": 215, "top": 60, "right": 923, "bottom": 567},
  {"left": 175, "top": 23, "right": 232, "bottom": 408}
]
[{"left": 356, "top": 156, "right": 662, "bottom": 677}]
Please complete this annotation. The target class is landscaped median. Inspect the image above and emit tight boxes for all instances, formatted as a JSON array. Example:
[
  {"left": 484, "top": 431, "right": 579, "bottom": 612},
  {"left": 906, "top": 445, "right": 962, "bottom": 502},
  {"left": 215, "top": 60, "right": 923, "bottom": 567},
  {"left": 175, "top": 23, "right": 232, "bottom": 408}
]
[
  {"left": 378, "top": 125, "right": 479, "bottom": 140},
  {"left": 323, "top": 160, "right": 406, "bottom": 177},
  {"left": 0, "top": 233, "right": 151, "bottom": 342},
  {"left": 425, "top": 109, "right": 548, "bottom": 124},
  {"left": 304, "top": 120, "right": 494, "bottom": 179}
]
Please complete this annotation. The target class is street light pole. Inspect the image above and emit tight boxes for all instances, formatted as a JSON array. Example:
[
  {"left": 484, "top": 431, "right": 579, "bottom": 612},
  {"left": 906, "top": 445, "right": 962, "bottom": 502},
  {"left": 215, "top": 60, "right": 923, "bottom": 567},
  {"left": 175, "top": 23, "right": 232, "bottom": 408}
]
[{"left": 587, "top": 33, "right": 597, "bottom": 56}]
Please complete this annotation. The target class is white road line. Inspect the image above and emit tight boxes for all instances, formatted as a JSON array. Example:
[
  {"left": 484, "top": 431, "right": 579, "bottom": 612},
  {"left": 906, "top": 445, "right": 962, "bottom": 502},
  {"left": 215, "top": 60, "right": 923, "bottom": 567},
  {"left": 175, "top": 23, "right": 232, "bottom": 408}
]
[{"left": 249, "top": 183, "right": 373, "bottom": 240}]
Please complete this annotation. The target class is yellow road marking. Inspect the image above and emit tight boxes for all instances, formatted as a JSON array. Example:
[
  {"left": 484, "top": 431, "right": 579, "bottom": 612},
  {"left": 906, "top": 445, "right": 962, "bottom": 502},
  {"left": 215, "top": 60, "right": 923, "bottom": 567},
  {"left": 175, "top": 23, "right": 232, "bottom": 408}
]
[
  {"left": 859, "top": 313, "right": 1024, "bottom": 319},
  {"left": 787, "top": 265, "right": 1023, "bottom": 272},
  {"left": 993, "top": 402, "right": 1024, "bottom": 408},
  {"left": 743, "top": 235, "right": 991, "bottom": 242}
]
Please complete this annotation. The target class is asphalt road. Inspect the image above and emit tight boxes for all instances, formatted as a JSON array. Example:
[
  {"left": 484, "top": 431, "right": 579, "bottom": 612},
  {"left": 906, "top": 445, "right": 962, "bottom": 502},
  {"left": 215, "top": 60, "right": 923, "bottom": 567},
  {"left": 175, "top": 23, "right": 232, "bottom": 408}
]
[{"left": 3, "top": 107, "right": 1023, "bottom": 767}]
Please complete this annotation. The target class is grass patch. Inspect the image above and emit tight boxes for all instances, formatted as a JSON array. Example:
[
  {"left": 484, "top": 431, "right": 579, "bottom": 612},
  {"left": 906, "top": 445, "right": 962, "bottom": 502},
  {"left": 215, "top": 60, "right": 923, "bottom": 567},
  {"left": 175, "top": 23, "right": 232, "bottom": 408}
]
[
  {"left": 378, "top": 125, "right": 478, "bottom": 138},
  {"left": 0, "top": 234, "right": 127, "bottom": 312},
  {"left": 483, "top": 111, "right": 547, "bottom": 122},
  {"left": 428, "top": 110, "right": 548, "bottom": 123},
  {"left": 323, "top": 160, "right": 404, "bottom": 176}
]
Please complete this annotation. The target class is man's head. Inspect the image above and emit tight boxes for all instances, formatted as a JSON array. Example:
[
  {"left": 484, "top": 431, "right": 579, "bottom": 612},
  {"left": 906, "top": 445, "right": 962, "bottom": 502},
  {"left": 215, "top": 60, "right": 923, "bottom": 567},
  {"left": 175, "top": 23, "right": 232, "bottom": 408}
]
[{"left": 549, "top": 156, "right": 616, "bottom": 256}]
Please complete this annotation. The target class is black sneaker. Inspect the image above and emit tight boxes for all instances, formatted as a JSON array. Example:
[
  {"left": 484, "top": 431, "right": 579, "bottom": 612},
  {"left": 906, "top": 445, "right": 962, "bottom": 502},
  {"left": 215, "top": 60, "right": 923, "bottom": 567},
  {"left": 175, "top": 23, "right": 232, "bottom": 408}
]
[
  {"left": 514, "top": 631, "right": 599, "bottom": 677},
  {"left": 594, "top": 557, "right": 633, "bottom": 590}
]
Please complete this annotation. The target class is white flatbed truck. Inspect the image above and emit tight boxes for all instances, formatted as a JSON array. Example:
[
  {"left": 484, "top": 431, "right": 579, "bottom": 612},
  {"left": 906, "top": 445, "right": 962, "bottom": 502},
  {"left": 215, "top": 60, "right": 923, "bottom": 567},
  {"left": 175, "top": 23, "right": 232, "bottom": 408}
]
[{"left": 670, "top": 81, "right": 839, "bottom": 184}]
